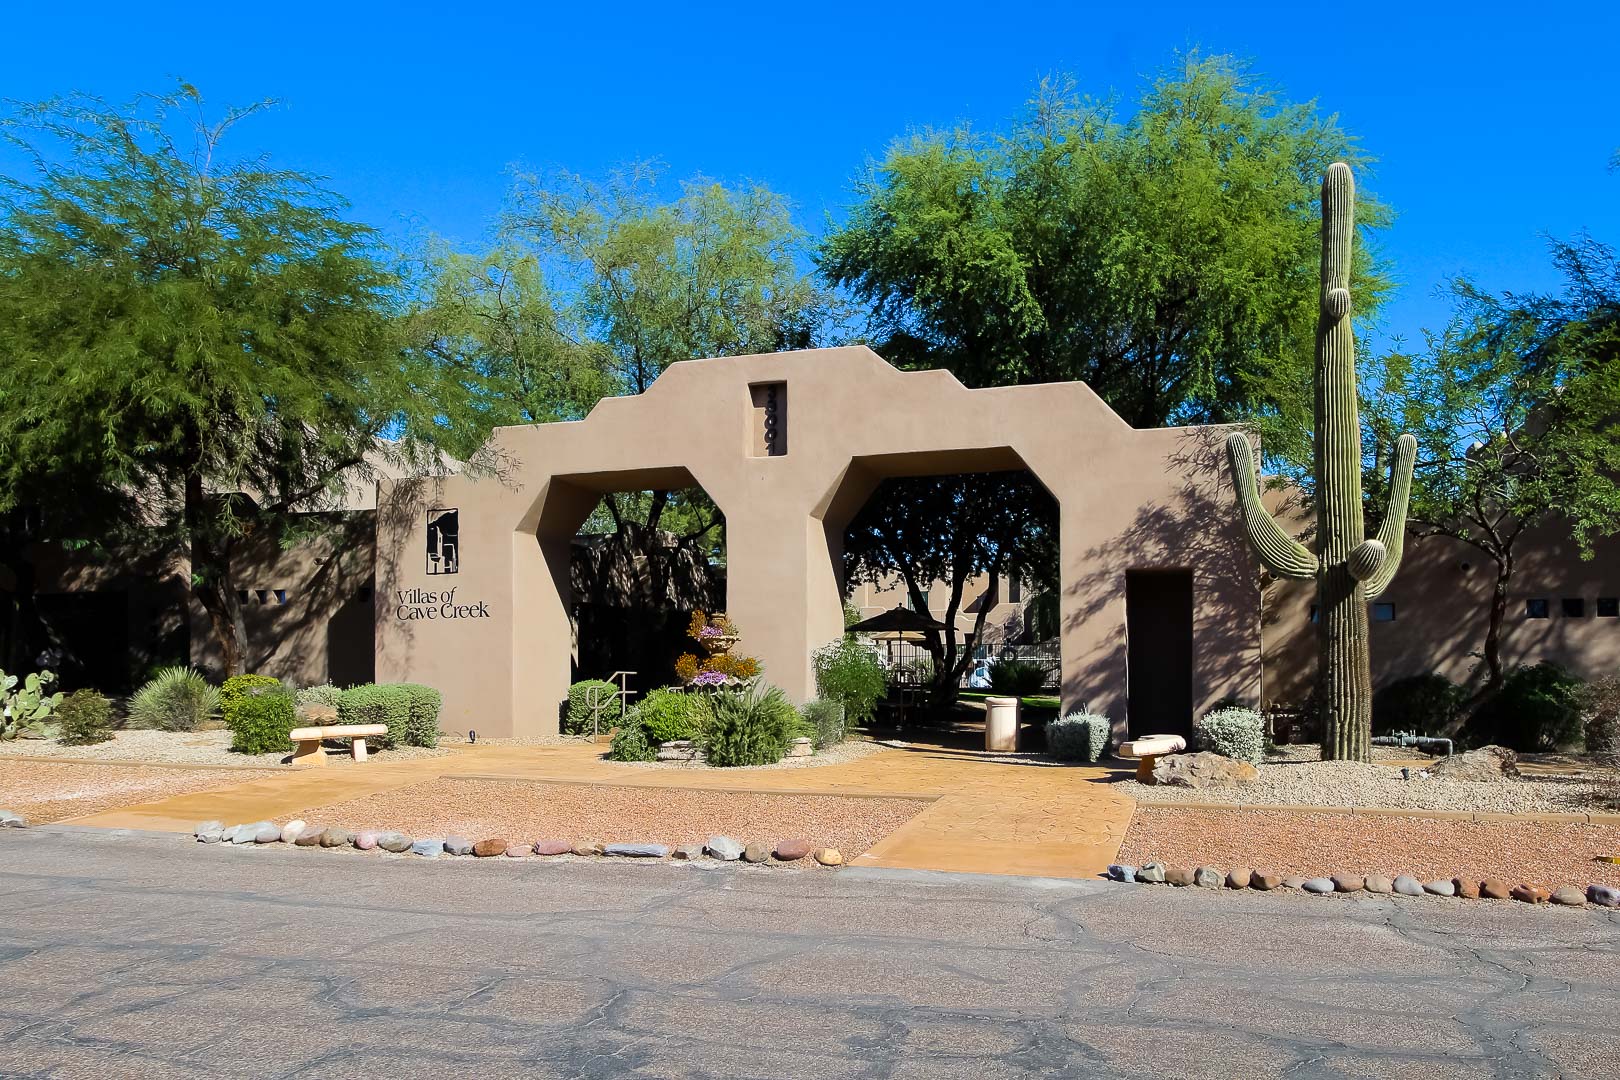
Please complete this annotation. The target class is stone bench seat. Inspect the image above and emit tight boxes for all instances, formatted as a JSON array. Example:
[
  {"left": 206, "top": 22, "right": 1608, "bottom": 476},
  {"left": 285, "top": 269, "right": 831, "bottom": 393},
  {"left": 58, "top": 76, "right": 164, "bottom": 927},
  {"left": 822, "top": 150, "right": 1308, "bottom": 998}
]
[
  {"left": 289, "top": 724, "right": 388, "bottom": 766},
  {"left": 1115, "top": 734, "right": 1188, "bottom": 781}
]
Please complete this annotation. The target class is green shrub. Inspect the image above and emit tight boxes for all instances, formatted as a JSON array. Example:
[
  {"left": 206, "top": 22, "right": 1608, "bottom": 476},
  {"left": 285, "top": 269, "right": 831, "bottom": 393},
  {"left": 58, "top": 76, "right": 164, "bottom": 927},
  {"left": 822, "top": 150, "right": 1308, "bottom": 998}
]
[
  {"left": 812, "top": 638, "right": 886, "bottom": 729},
  {"left": 129, "top": 667, "right": 219, "bottom": 732},
  {"left": 989, "top": 659, "right": 1047, "bottom": 697},
  {"left": 57, "top": 690, "right": 115, "bottom": 746},
  {"left": 800, "top": 698, "right": 846, "bottom": 750},
  {"left": 0, "top": 668, "right": 63, "bottom": 740},
  {"left": 337, "top": 684, "right": 412, "bottom": 748},
  {"left": 566, "top": 679, "right": 622, "bottom": 735},
  {"left": 631, "top": 687, "right": 706, "bottom": 744},
  {"left": 295, "top": 683, "right": 344, "bottom": 710},
  {"left": 1468, "top": 662, "right": 1585, "bottom": 752},
  {"left": 703, "top": 680, "right": 798, "bottom": 767},
  {"left": 1193, "top": 706, "right": 1265, "bottom": 764},
  {"left": 398, "top": 684, "right": 442, "bottom": 747},
  {"left": 228, "top": 690, "right": 298, "bottom": 754},
  {"left": 1047, "top": 710, "right": 1109, "bottom": 762},
  {"left": 1373, "top": 674, "right": 1463, "bottom": 736},
  {"left": 1580, "top": 675, "right": 1620, "bottom": 766},
  {"left": 220, "top": 674, "right": 282, "bottom": 712},
  {"left": 607, "top": 721, "right": 658, "bottom": 762}
]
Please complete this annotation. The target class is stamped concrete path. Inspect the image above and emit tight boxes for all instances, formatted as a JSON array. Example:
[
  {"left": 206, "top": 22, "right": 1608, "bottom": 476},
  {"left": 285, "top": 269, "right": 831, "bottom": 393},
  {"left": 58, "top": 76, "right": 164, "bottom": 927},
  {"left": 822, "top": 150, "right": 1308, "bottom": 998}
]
[{"left": 58, "top": 740, "right": 1137, "bottom": 880}]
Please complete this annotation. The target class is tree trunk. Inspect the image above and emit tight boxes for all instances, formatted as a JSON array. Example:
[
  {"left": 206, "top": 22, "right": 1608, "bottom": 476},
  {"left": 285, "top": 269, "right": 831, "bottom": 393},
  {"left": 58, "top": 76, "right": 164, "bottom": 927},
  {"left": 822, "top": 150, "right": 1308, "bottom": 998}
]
[
  {"left": 185, "top": 474, "right": 248, "bottom": 677},
  {"left": 1481, "top": 562, "right": 1510, "bottom": 696}
]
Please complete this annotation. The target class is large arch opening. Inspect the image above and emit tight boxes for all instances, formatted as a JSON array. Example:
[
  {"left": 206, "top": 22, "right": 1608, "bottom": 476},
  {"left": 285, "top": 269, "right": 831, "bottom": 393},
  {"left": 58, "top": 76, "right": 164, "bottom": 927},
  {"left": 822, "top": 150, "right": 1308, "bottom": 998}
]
[
  {"left": 814, "top": 448, "right": 1062, "bottom": 748},
  {"left": 531, "top": 466, "right": 727, "bottom": 699}
]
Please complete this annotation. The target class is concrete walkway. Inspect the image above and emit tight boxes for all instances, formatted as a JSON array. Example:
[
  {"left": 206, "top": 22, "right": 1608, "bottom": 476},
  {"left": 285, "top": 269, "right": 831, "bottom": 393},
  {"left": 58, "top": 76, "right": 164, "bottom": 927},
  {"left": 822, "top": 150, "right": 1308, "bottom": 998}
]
[{"left": 58, "top": 739, "right": 1137, "bottom": 880}]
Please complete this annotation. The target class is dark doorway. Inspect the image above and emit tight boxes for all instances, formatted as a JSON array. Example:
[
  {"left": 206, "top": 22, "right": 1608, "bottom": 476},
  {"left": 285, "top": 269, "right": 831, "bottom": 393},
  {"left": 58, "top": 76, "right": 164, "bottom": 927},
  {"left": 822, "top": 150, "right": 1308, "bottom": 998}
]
[{"left": 1126, "top": 570, "right": 1194, "bottom": 737}]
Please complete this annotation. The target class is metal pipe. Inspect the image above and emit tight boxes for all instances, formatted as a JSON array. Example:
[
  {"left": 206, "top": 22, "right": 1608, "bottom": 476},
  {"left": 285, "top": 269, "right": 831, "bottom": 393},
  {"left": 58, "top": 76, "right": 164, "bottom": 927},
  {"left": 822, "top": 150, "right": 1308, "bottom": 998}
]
[{"left": 1371, "top": 731, "right": 1454, "bottom": 758}]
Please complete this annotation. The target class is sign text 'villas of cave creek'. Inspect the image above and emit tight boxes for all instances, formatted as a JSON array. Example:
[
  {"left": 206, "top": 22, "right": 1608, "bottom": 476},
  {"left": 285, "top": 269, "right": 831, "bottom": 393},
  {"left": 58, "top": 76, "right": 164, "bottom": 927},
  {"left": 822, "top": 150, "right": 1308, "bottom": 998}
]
[{"left": 394, "top": 586, "right": 490, "bottom": 622}]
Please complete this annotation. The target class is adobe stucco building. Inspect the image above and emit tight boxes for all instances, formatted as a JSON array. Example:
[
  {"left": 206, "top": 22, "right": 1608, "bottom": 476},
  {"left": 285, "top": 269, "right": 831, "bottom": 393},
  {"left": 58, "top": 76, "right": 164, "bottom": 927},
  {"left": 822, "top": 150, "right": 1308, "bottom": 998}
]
[{"left": 373, "top": 346, "right": 1256, "bottom": 739}]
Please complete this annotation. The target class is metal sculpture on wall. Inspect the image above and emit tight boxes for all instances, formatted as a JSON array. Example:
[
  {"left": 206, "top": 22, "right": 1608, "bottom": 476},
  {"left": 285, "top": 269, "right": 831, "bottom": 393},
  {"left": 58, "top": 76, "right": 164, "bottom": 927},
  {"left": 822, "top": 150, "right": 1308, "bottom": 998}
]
[{"left": 426, "top": 508, "right": 459, "bottom": 575}]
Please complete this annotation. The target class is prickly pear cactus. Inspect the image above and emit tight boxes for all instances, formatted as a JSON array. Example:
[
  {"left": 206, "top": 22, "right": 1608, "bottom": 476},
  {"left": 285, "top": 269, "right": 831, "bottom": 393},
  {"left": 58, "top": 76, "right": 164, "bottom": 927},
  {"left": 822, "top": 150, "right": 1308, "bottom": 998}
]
[
  {"left": 1226, "top": 163, "right": 1417, "bottom": 762},
  {"left": 0, "top": 668, "right": 64, "bottom": 740}
]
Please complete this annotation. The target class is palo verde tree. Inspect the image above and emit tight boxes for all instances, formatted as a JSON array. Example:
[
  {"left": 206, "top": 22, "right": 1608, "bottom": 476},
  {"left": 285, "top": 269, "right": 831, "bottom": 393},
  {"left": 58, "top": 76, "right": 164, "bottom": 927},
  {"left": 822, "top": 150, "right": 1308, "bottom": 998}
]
[
  {"left": 0, "top": 87, "right": 484, "bottom": 675},
  {"left": 821, "top": 54, "right": 1390, "bottom": 664},
  {"left": 415, "top": 164, "right": 835, "bottom": 593},
  {"left": 1227, "top": 163, "right": 1417, "bottom": 763},
  {"left": 1364, "top": 233, "right": 1620, "bottom": 695}
]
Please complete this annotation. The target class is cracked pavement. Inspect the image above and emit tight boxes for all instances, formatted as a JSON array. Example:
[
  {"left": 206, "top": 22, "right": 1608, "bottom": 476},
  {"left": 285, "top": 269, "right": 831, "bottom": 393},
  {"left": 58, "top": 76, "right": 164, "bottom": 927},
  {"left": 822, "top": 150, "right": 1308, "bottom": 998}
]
[{"left": 1, "top": 826, "right": 1616, "bottom": 1078}]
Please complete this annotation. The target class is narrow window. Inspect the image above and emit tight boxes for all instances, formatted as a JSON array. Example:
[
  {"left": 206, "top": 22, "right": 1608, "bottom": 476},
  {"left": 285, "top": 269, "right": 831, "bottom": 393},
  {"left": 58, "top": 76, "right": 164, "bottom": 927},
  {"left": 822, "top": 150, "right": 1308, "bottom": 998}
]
[
  {"left": 254, "top": 590, "right": 269, "bottom": 606},
  {"left": 237, "top": 590, "right": 249, "bottom": 604},
  {"left": 1561, "top": 597, "right": 1586, "bottom": 618},
  {"left": 1372, "top": 602, "right": 1396, "bottom": 622},
  {"left": 1009, "top": 575, "right": 1023, "bottom": 605},
  {"left": 1308, "top": 603, "right": 1319, "bottom": 624},
  {"left": 1598, "top": 597, "right": 1618, "bottom": 618},
  {"left": 274, "top": 589, "right": 289, "bottom": 605},
  {"left": 748, "top": 382, "right": 787, "bottom": 456},
  {"left": 1525, "top": 598, "right": 1549, "bottom": 619}
]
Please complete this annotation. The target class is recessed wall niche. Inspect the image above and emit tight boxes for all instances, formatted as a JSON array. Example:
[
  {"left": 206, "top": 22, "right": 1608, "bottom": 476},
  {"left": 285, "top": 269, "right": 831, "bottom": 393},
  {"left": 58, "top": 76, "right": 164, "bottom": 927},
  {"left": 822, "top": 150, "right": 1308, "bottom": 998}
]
[{"left": 749, "top": 382, "right": 787, "bottom": 457}]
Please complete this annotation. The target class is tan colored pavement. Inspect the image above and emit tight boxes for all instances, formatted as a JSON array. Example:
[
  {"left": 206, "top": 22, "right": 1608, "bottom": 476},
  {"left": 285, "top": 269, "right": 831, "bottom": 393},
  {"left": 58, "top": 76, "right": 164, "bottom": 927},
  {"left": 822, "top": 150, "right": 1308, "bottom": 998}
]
[{"left": 60, "top": 739, "right": 1137, "bottom": 880}]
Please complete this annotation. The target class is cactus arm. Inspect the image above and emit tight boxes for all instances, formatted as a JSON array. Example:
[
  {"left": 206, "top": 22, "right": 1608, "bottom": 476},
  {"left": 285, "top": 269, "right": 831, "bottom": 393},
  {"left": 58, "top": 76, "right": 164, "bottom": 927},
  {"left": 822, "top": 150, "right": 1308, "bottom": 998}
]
[
  {"left": 1225, "top": 432, "right": 1318, "bottom": 580},
  {"left": 1363, "top": 433, "right": 1418, "bottom": 599}
]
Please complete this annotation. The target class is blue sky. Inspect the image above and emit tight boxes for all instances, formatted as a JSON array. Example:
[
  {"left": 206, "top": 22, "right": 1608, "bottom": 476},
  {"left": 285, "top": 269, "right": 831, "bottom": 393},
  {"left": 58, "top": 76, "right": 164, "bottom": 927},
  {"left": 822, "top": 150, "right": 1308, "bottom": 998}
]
[{"left": 5, "top": 2, "right": 1617, "bottom": 351}]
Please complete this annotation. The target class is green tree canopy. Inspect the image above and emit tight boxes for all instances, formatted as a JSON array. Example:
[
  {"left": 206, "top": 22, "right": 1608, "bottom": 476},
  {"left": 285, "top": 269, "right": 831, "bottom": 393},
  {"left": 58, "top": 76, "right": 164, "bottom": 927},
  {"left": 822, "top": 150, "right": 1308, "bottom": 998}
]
[
  {"left": 1365, "top": 234, "right": 1620, "bottom": 691},
  {"left": 0, "top": 87, "right": 485, "bottom": 675}
]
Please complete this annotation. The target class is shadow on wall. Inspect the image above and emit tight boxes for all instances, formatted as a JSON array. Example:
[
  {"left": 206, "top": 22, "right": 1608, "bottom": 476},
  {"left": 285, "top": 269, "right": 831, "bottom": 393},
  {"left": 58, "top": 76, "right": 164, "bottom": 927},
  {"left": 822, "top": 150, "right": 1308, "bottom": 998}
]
[{"left": 1062, "top": 428, "right": 1257, "bottom": 730}]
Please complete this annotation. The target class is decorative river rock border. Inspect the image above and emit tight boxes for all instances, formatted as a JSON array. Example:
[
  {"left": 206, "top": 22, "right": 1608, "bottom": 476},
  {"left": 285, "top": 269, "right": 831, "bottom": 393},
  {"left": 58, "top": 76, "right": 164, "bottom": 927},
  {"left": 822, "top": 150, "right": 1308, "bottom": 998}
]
[{"left": 1108, "top": 862, "right": 1620, "bottom": 909}]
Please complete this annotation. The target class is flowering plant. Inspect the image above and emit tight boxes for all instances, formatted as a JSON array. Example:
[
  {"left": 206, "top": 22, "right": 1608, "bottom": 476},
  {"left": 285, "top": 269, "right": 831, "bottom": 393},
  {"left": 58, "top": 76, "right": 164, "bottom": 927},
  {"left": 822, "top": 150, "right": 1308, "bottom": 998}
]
[
  {"left": 686, "top": 610, "right": 738, "bottom": 642},
  {"left": 690, "top": 670, "right": 731, "bottom": 687}
]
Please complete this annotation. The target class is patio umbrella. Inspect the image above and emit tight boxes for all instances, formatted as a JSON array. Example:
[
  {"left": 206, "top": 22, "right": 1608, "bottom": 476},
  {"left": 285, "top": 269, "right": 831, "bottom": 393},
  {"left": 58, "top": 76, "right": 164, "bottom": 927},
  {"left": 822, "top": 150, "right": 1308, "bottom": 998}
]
[{"left": 846, "top": 606, "right": 949, "bottom": 636}]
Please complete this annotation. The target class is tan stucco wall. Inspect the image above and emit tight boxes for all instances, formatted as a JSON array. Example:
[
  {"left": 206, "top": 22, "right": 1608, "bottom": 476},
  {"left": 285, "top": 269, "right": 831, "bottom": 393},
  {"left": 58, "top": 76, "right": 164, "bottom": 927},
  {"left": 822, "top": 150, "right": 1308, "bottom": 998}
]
[{"left": 374, "top": 346, "right": 1259, "bottom": 739}]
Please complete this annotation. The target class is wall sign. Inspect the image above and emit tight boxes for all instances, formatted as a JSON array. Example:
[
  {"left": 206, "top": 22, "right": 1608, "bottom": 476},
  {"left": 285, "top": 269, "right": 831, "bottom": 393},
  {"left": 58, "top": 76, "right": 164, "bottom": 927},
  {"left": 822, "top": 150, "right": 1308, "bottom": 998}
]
[{"left": 394, "top": 586, "right": 490, "bottom": 622}]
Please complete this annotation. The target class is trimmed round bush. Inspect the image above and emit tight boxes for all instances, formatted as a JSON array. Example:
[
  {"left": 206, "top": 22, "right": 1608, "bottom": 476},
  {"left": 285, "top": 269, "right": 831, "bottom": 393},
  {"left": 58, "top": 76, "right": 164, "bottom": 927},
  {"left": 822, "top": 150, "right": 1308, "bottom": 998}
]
[
  {"left": 228, "top": 691, "right": 298, "bottom": 755},
  {"left": 220, "top": 674, "right": 282, "bottom": 712},
  {"left": 57, "top": 689, "right": 115, "bottom": 746},
  {"left": 566, "top": 679, "right": 622, "bottom": 735},
  {"left": 1467, "top": 662, "right": 1584, "bottom": 752},
  {"left": 128, "top": 667, "right": 219, "bottom": 732},
  {"left": 631, "top": 687, "right": 706, "bottom": 744},
  {"left": 1193, "top": 706, "right": 1265, "bottom": 764},
  {"left": 1373, "top": 673, "right": 1463, "bottom": 736},
  {"left": 337, "top": 684, "right": 411, "bottom": 748},
  {"left": 398, "top": 684, "right": 442, "bottom": 747},
  {"left": 607, "top": 721, "right": 657, "bottom": 762},
  {"left": 800, "top": 698, "right": 846, "bottom": 750},
  {"left": 1047, "top": 710, "right": 1109, "bottom": 762}
]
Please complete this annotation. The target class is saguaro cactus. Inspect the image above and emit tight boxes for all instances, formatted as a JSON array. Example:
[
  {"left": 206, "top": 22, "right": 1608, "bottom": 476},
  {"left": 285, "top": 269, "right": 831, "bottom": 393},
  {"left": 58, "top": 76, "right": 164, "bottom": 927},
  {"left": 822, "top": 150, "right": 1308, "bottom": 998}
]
[{"left": 1226, "top": 162, "right": 1417, "bottom": 762}]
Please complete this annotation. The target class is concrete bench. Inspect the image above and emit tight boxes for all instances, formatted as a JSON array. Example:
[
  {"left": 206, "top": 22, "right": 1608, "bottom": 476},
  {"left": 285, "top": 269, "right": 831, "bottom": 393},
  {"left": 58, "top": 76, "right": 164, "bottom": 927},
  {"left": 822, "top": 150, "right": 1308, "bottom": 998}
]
[
  {"left": 1116, "top": 734, "right": 1188, "bottom": 781},
  {"left": 289, "top": 724, "right": 388, "bottom": 766}
]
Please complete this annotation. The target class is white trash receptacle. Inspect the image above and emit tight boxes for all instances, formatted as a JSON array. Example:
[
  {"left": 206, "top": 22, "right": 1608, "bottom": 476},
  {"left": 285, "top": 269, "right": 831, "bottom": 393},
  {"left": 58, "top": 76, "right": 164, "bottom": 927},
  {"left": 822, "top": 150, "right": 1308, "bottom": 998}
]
[{"left": 984, "top": 696, "right": 1019, "bottom": 752}]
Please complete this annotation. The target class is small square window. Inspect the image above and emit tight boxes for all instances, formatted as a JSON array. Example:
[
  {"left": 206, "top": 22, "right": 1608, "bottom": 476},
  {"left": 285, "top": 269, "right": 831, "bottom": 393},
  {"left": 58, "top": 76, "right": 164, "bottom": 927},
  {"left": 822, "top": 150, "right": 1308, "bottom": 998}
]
[
  {"left": 254, "top": 590, "right": 269, "bottom": 605},
  {"left": 236, "top": 590, "right": 249, "bottom": 604},
  {"left": 1372, "top": 602, "right": 1396, "bottom": 622},
  {"left": 274, "top": 589, "right": 288, "bottom": 605},
  {"left": 1561, "top": 598, "right": 1585, "bottom": 618},
  {"left": 1598, "top": 597, "right": 1619, "bottom": 618},
  {"left": 1525, "top": 598, "right": 1549, "bottom": 619}
]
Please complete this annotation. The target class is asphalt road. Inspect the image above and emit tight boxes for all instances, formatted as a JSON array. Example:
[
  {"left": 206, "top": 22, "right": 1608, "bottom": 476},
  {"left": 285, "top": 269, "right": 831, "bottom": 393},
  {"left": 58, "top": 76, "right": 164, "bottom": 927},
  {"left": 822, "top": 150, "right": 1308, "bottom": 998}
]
[{"left": 0, "top": 827, "right": 1616, "bottom": 1079}]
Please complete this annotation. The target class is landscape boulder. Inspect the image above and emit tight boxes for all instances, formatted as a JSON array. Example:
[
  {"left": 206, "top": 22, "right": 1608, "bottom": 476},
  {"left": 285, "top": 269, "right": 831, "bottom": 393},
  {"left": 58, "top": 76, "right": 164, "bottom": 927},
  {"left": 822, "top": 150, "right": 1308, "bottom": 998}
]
[
  {"left": 1137, "top": 863, "right": 1167, "bottom": 883},
  {"left": 1193, "top": 866, "right": 1222, "bottom": 888},
  {"left": 1226, "top": 868, "right": 1252, "bottom": 890},
  {"left": 706, "top": 836, "right": 744, "bottom": 861},
  {"left": 280, "top": 820, "right": 307, "bottom": 844},
  {"left": 814, "top": 848, "right": 843, "bottom": 866},
  {"left": 742, "top": 842, "right": 771, "bottom": 863},
  {"left": 353, "top": 831, "right": 378, "bottom": 850},
  {"left": 1393, "top": 875, "right": 1424, "bottom": 897},
  {"left": 504, "top": 841, "right": 530, "bottom": 857},
  {"left": 1481, "top": 879, "right": 1512, "bottom": 900},
  {"left": 572, "top": 841, "right": 605, "bottom": 857},
  {"left": 410, "top": 838, "right": 442, "bottom": 858},
  {"left": 472, "top": 838, "right": 507, "bottom": 857},
  {"left": 252, "top": 822, "right": 281, "bottom": 843},
  {"left": 1364, "top": 875, "right": 1393, "bottom": 894},
  {"left": 444, "top": 836, "right": 473, "bottom": 856},
  {"left": 376, "top": 832, "right": 413, "bottom": 853},
  {"left": 1108, "top": 864, "right": 1137, "bottom": 883},
  {"left": 1510, "top": 884, "right": 1550, "bottom": 904},
  {"left": 1454, "top": 878, "right": 1481, "bottom": 899},
  {"left": 0, "top": 810, "right": 28, "bottom": 828},
  {"left": 1332, "top": 874, "right": 1364, "bottom": 893},
  {"left": 605, "top": 843, "right": 669, "bottom": 858},
  {"left": 298, "top": 703, "right": 339, "bottom": 724},
  {"left": 1250, "top": 872, "right": 1281, "bottom": 891},
  {"left": 1586, "top": 884, "right": 1620, "bottom": 908},
  {"left": 294, "top": 828, "right": 326, "bottom": 848},
  {"left": 534, "top": 840, "right": 572, "bottom": 856},
  {"left": 1430, "top": 745, "right": 1520, "bottom": 781},
  {"left": 1150, "top": 752, "right": 1258, "bottom": 789},
  {"left": 774, "top": 840, "right": 813, "bottom": 862},
  {"left": 1423, "top": 879, "right": 1456, "bottom": 897},
  {"left": 672, "top": 843, "right": 704, "bottom": 860},
  {"left": 195, "top": 821, "right": 225, "bottom": 844},
  {"left": 1301, "top": 878, "right": 1335, "bottom": 894},
  {"left": 1550, "top": 886, "right": 1585, "bottom": 907},
  {"left": 1164, "top": 867, "right": 1196, "bottom": 887},
  {"left": 323, "top": 828, "right": 355, "bottom": 848}
]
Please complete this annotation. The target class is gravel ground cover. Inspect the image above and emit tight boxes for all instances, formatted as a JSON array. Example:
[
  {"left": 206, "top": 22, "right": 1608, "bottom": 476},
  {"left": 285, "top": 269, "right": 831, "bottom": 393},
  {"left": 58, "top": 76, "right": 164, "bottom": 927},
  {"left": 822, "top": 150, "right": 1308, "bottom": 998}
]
[
  {"left": 1119, "top": 758, "right": 1618, "bottom": 813},
  {"left": 1120, "top": 806, "right": 1620, "bottom": 888},
  {"left": 276, "top": 777, "right": 930, "bottom": 857},
  {"left": 0, "top": 760, "right": 281, "bottom": 823},
  {"left": 0, "top": 729, "right": 451, "bottom": 767}
]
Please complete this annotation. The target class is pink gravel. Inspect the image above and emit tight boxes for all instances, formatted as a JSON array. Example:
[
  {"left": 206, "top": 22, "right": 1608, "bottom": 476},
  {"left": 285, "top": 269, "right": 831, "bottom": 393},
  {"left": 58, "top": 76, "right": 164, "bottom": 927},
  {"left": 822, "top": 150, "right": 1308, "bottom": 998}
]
[
  {"left": 1120, "top": 807, "right": 1620, "bottom": 888},
  {"left": 0, "top": 760, "right": 282, "bottom": 823},
  {"left": 279, "top": 777, "right": 930, "bottom": 857}
]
